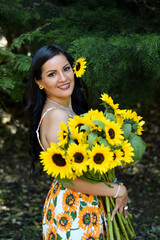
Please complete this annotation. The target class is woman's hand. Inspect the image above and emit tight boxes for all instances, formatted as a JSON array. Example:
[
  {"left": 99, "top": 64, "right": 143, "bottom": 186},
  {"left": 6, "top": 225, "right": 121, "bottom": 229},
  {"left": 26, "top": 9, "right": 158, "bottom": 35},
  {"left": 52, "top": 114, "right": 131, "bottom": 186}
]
[{"left": 111, "top": 184, "right": 128, "bottom": 221}]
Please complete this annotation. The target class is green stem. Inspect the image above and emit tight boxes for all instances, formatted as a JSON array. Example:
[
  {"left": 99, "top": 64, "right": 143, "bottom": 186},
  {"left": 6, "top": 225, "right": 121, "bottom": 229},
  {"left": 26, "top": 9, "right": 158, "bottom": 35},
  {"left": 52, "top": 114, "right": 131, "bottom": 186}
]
[
  {"left": 110, "top": 197, "right": 129, "bottom": 240},
  {"left": 127, "top": 214, "right": 136, "bottom": 237},
  {"left": 109, "top": 198, "right": 121, "bottom": 240},
  {"left": 106, "top": 197, "right": 114, "bottom": 240},
  {"left": 121, "top": 215, "right": 136, "bottom": 239}
]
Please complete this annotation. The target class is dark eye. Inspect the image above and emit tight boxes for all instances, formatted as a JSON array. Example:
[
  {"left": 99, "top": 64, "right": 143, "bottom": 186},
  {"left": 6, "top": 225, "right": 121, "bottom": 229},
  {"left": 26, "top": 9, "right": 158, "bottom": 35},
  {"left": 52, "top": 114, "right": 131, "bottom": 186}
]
[
  {"left": 64, "top": 66, "right": 70, "bottom": 71},
  {"left": 48, "top": 72, "right": 56, "bottom": 77}
]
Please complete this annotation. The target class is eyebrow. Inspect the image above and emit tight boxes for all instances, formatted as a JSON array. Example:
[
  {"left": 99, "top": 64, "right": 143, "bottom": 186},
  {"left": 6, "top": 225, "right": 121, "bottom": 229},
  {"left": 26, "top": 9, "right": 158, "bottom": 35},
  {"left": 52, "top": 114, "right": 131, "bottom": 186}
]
[{"left": 46, "top": 63, "right": 70, "bottom": 73}]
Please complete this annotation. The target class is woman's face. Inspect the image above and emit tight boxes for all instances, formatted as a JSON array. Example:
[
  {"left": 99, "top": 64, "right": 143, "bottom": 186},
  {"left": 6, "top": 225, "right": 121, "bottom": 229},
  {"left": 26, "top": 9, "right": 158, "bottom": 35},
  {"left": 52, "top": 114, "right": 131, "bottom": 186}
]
[{"left": 37, "top": 54, "right": 75, "bottom": 103}]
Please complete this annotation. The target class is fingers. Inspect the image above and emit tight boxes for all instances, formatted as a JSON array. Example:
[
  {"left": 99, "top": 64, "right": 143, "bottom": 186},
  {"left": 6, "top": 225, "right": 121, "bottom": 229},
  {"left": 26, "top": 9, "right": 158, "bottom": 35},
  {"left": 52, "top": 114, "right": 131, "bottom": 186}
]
[
  {"left": 119, "top": 205, "right": 124, "bottom": 216},
  {"left": 111, "top": 206, "right": 118, "bottom": 221},
  {"left": 123, "top": 205, "right": 128, "bottom": 218},
  {"left": 111, "top": 204, "right": 128, "bottom": 221}
]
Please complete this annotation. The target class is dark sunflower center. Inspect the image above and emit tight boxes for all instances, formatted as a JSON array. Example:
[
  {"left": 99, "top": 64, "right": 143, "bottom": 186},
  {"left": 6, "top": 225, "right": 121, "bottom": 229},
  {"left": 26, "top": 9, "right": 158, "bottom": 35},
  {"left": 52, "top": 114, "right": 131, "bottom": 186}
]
[
  {"left": 121, "top": 149, "right": 125, "bottom": 157},
  {"left": 108, "top": 128, "right": 115, "bottom": 139},
  {"left": 49, "top": 233, "right": 55, "bottom": 240},
  {"left": 93, "top": 153, "right": 104, "bottom": 164},
  {"left": 76, "top": 62, "right": 81, "bottom": 71},
  {"left": 99, "top": 234, "right": 103, "bottom": 240},
  {"left": 66, "top": 194, "right": 75, "bottom": 206},
  {"left": 113, "top": 153, "right": 116, "bottom": 161},
  {"left": 76, "top": 123, "right": 84, "bottom": 132},
  {"left": 73, "top": 152, "right": 84, "bottom": 163},
  {"left": 74, "top": 139, "right": 79, "bottom": 145},
  {"left": 83, "top": 213, "right": 91, "bottom": 225},
  {"left": 47, "top": 209, "right": 52, "bottom": 221},
  {"left": 53, "top": 182, "right": 59, "bottom": 194},
  {"left": 52, "top": 154, "right": 66, "bottom": 166},
  {"left": 92, "top": 213, "right": 97, "bottom": 224},
  {"left": 60, "top": 217, "right": 67, "bottom": 226},
  {"left": 63, "top": 130, "right": 67, "bottom": 139}
]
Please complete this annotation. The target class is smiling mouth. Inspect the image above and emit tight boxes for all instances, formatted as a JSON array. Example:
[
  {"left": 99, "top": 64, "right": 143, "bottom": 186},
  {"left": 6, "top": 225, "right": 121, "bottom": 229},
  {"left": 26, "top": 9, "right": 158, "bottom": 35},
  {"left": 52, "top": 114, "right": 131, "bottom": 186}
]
[{"left": 59, "top": 83, "right": 70, "bottom": 90}]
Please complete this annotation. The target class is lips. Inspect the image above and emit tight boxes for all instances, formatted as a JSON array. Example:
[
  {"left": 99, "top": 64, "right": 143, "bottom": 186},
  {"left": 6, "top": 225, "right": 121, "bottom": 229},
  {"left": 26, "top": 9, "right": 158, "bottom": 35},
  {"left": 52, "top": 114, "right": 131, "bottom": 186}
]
[{"left": 59, "top": 83, "right": 70, "bottom": 90}]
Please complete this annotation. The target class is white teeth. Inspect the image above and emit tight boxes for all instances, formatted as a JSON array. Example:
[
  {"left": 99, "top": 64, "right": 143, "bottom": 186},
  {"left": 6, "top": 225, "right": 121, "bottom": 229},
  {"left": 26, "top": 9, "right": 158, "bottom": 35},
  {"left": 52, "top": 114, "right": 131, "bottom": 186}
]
[{"left": 59, "top": 83, "right": 70, "bottom": 89}]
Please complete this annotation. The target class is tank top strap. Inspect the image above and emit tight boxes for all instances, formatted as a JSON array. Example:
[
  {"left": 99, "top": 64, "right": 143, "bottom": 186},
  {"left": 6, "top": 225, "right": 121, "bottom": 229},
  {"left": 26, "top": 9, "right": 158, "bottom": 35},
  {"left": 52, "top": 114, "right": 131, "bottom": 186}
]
[{"left": 36, "top": 107, "right": 56, "bottom": 151}]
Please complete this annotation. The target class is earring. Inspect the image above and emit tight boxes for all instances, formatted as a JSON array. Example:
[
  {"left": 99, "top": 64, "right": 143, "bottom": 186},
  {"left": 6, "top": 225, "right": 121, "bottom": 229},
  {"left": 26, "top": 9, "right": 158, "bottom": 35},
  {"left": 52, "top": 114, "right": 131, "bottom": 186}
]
[{"left": 39, "top": 85, "right": 44, "bottom": 90}]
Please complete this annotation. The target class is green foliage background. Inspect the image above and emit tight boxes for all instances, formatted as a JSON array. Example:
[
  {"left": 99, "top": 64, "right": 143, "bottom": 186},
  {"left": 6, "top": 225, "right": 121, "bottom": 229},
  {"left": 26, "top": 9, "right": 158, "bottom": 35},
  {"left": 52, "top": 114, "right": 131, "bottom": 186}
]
[{"left": 0, "top": 0, "right": 160, "bottom": 110}]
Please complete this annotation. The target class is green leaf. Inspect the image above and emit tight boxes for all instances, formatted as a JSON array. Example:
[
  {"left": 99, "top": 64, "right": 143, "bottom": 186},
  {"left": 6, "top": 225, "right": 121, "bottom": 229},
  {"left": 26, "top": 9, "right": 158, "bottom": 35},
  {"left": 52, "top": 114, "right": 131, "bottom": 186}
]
[
  {"left": 122, "top": 123, "right": 132, "bottom": 139},
  {"left": 80, "top": 174, "right": 102, "bottom": 184},
  {"left": 98, "top": 136, "right": 109, "bottom": 146},
  {"left": 79, "top": 205, "right": 83, "bottom": 211},
  {"left": 71, "top": 211, "right": 77, "bottom": 220},
  {"left": 57, "top": 233, "right": 62, "bottom": 240},
  {"left": 129, "top": 135, "right": 146, "bottom": 161},
  {"left": 53, "top": 196, "right": 57, "bottom": 207},
  {"left": 56, "top": 175, "right": 75, "bottom": 186},
  {"left": 91, "top": 120, "right": 105, "bottom": 130},
  {"left": 92, "top": 201, "right": 98, "bottom": 206},
  {"left": 66, "top": 231, "right": 70, "bottom": 239},
  {"left": 80, "top": 201, "right": 87, "bottom": 206},
  {"left": 80, "top": 124, "right": 91, "bottom": 132},
  {"left": 105, "top": 113, "right": 116, "bottom": 122},
  {"left": 88, "top": 132, "right": 98, "bottom": 148},
  {"left": 53, "top": 218, "right": 57, "bottom": 225},
  {"left": 60, "top": 185, "right": 66, "bottom": 190}
]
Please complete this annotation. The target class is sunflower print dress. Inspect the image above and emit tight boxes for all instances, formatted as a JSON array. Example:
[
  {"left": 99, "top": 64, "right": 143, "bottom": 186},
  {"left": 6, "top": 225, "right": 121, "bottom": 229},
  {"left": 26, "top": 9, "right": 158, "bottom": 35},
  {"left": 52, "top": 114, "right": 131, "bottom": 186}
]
[{"left": 37, "top": 108, "right": 108, "bottom": 240}]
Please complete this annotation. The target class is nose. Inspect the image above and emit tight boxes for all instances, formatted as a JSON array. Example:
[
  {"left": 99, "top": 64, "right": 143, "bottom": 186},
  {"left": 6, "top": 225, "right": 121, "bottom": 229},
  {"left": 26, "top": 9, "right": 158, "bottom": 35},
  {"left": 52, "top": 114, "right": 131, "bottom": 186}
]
[{"left": 59, "top": 71, "right": 67, "bottom": 82}]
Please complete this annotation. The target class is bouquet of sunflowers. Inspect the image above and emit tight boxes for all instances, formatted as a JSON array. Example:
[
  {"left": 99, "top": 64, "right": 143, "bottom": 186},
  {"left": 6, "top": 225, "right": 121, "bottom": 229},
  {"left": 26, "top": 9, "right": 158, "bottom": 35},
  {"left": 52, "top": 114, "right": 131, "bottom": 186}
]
[
  {"left": 40, "top": 58, "right": 146, "bottom": 239},
  {"left": 40, "top": 93, "right": 146, "bottom": 240}
]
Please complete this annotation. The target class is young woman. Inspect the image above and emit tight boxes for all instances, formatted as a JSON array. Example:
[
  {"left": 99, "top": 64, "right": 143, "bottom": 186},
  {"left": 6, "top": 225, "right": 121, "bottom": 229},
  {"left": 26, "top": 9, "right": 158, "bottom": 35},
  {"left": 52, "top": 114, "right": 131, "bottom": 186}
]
[{"left": 27, "top": 44, "right": 128, "bottom": 239}]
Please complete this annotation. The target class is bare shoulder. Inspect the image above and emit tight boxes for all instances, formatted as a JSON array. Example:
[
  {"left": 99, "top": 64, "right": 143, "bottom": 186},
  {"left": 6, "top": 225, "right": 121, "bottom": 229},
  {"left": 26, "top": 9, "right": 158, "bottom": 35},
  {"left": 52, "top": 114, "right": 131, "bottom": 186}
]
[
  {"left": 40, "top": 108, "right": 70, "bottom": 147},
  {"left": 42, "top": 108, "right": 69, "bottom": 127}
]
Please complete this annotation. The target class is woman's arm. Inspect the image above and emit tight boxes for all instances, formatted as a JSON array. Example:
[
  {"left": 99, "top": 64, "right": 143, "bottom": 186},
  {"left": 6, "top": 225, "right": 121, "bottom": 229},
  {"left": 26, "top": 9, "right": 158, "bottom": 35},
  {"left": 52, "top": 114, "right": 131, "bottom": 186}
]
[
  {"left": 64, "top": 177, "right": 128, "bottom": 220},
  {"left": 64, "top": 177, "right": 120, "bottom": 197}
]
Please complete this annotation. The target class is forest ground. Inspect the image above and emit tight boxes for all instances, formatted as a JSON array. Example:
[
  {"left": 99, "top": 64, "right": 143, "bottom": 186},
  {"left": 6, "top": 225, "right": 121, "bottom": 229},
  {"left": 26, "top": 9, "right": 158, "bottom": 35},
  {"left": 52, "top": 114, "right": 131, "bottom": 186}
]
[{"left": 0, "top": 102, "right": 160, "bottom": 240}]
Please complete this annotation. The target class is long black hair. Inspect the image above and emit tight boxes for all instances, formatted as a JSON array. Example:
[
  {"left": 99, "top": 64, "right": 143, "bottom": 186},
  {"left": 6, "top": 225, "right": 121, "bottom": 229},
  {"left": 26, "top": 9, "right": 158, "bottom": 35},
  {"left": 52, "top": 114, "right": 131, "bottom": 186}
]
[{"left": 27, "top": 44, "right": 88, "bottom": 169}]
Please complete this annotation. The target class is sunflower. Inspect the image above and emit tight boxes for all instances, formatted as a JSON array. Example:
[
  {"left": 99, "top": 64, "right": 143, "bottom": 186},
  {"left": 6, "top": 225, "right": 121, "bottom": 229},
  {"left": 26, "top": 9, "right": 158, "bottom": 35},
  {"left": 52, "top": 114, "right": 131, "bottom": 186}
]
[
  {"left": 121, "top": 140, "right": 134, "bottom": 164},
  {"left": 105, "top": 120, "right": 124, "bottom": 146},
  {"left": 45, "top": 202, "right": 55, "bottom": 225},
  {"left": 78, "top": 206, "right": 92, "bottom": 230},
  {"left": 57, "top": 212, "right": 73, "bottom": 231},
  {"left": 100, "top": 93, "right": 119, "bottom": 113},
  {"left": 73, "top": 57, "right": 87, "bottom": 77},
  {"left": 90, "top": 206, "right": 101, "bottom": 231},
  {"left": 70, "top": 128, "right": 87, "bottom": 145},
  {"left": 115, "top": 109, "right": 127, "bottom": 126},
  {"left": 98, "top": 233, "right": 106, "bottom": 240},
  {"left": 122, "top": 110, "right": 145, "bottom": 135},
  {"left": 39, "top": 143, "right": 74, "bottom": 179},
  {"left": 81, "top": 193, "right": 94, "bottom": 204},
  {"left": 68, "top": 115, "right": 89, "bottom": 133},
  {"left": 67, "top": 143, "right": 88, "bottom": 176},
  {"left": 57, "top": 122, "right": 69, "bottom": 147},
  {"left": 62, "top": 189, "right": 79, "bottom": 213},
  {"left": 87, "top": 144, "right": 113, "bottom": 174},
  {"left": 137, "top": 120, "right": 145, "bottom": 135},
  {"left": 46, "top": 225, "right": 57, "bottom": 240},
  {"left": 50, "top": 181, "right": 61, "bottom": 200},
  {"left": 87, "top": 109, "right": 107, "bottom": 132},
  {"left": 110, "top": 149, "right": 123, "bottom": 169},
  {"left": 81, "top": 229, "right": 99, "bottom": 240}
]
